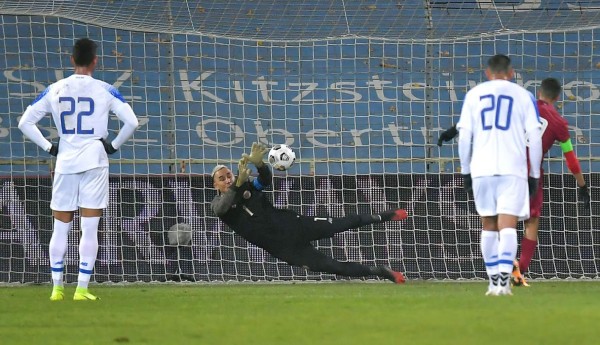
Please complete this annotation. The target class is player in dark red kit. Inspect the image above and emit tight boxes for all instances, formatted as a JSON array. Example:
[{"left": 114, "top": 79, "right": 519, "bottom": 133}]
[
  {"left": 512, "top": 77, "right": 590, "bottom": 285},
  {"left": 437, "top": 77, "right": 590, "bottom": 286}
]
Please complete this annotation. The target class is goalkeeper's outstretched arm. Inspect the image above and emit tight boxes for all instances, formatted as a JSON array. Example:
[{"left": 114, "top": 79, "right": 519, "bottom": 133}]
[{"left": 243, "top": 142, "right": 272, "bottom": 190}]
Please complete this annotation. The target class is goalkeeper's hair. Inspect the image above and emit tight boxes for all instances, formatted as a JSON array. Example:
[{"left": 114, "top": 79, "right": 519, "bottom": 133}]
[
  {"left": 540, "top": 77, "right": 562, "bottom": 100},
  {"left": 72, "top": 38, "right": 97, "bottom": 67},
  {"left": 487, "top": 54, "right": 512, "bottom": 74}
]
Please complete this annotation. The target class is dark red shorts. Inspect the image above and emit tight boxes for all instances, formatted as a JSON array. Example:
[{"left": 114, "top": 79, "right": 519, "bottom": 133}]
[{"left": 529, "top": 174, "right": 544, "bottom": 218}]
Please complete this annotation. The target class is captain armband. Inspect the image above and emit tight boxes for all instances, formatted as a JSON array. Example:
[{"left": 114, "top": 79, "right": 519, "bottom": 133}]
[
  {"left": 559, "top": 139, "right": 574, "bottom": 153},
  {"left": 560, "top": 139, "right": 581, "bottom": 174}
]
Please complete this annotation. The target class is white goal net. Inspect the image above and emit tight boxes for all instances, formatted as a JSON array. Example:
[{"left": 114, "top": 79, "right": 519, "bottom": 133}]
[{"left": 1, "top": 0, "right": 599, "bottom": 283}]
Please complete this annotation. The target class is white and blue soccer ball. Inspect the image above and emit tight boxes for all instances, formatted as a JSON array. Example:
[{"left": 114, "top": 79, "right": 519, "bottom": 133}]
[{"left": 268, "top": 144, "right": 296, "bottom": 171}]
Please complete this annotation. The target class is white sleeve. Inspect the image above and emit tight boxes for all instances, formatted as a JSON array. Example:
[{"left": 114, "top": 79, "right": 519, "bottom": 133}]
[
  {"left": 525, "top": 93, "right": 543, "bottom": 179},
  {"left": 456, "top": 92, "right": 473, "bottom": 131},
  {"left": 18, "top": 91, "right": 53, "bottom": 152},
  {"left": 458, "top": 128, "right": 473, "bottom": 175},
  {"left": 457, "top": 93, "right": 474, "bottom": 174},
  {"left": 110, "top": 101, "right": 139, "bottom": 150}
]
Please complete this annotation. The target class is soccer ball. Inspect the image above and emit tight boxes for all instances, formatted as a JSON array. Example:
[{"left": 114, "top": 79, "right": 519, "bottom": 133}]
[
  {"left": 268, "top": 144, "right": 296, "bottom": 171},
  {"left": 167, "top": 223, "right": 192, "bottom": 246}
]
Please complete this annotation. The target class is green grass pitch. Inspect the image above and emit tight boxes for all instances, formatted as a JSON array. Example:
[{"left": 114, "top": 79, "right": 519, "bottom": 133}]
[{"left": 2, "top": 281, "right": 600, "bottom": 345}]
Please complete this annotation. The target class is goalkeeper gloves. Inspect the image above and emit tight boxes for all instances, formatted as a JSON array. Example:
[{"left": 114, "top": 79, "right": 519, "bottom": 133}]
[
  {"left": 236, "top": 158, "right": 251, "bottom": 187},
  {"left": 528, "top": 177, "right": 539, "bottom": 198},
  {"left": 243, "top": 142, "right": 268, "bottom": 167},
  {"left": 100, "top": 138, "right": 118, "bottom": 154},
  {"left": 578, "top": 184, "right": 590, "bottom": 209},
  {"left": 437, "top": 125, "right": 458, "bottom": 146},
  {"left": 462, "top": 174, "right": 472, "bottom": 193},
  {"left": 47, "top": 142, "right": 59, "bottom": 157}
]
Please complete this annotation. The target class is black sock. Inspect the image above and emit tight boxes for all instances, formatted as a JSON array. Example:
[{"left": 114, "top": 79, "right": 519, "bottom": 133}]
[
  {"left": 499, "top": 273, "right": 510, "bottom": 287},
  {"left": 359, "top": 210, "right": 402, "bottom": 225},
  {"left": 371, "top": 266, "right": 391, "bottom": 280},
  {"left": 359, "top": 214, "right": 382, "bottom": 225},
  {"left": 377, "top": 209, "right": 399, "bottom": 222}
]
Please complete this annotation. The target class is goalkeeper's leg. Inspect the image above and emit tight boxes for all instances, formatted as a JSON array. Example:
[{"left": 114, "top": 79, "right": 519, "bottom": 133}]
[
  {"left": 279, "top": 245, "right": 405, "bottom": 284},
  {"left": 297, "top": 209, "right": 408, "bottom": 242}
]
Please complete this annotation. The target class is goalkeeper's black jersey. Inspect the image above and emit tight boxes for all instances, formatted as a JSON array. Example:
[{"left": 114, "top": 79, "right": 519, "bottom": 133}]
[{"left": 211, "top": 165, "right": 298, "bottom": 253}]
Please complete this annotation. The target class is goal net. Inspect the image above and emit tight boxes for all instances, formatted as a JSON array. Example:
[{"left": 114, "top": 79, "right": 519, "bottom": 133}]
[{"left": 1, "top": 0, "right": 599, "bottom": 283}]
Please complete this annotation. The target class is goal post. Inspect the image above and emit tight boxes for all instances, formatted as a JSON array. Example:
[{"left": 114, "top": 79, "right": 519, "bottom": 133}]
[{"left": 1, "top": 0, "right": 599, "bottom": 283}]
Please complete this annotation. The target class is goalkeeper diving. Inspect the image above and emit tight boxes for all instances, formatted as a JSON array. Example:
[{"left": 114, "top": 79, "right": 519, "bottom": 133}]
[{"left": 211, "top": 143, "right": 408, "bottom": 283}]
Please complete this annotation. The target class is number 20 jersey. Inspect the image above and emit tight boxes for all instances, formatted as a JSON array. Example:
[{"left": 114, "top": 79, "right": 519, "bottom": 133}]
[
  {"left": 457, "top": 79, "right": 542, "bottom": 179},
  {"left": 21, "top": 74, "right": 136, "bottom": 174}
]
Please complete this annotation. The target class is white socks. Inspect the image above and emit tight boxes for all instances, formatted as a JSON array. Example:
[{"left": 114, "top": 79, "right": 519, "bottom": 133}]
[
  {"left": 49, "top": 219, "right": 72, "bottom": 287},
  {"left": 77, "top": 217, "right": 100, "bottom": 289},
  {"left": 481, "top": 228, "right": 518, "bottom": 288},
  {"left": 480, "top": 230, "right": 499, "bottom": 286},
  {"left": 497, "top": 227, "right": 518, "bottom": 274}
]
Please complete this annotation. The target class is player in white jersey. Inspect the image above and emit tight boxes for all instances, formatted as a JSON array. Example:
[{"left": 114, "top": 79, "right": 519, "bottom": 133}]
[
  {"left": 18, "top": 38, "right": 139, "bottom": 301},
  {"left": 456, "top": 54, "right": 542, "bottom": 296}
]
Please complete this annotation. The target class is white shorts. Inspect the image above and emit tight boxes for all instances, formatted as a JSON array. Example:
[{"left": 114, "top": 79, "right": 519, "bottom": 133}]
[
  {"left": 50, "top": 167, "right": 109, "bottom": 211},
  {"left": 472, "top": 175, "right": 529, "bottom": 221}
]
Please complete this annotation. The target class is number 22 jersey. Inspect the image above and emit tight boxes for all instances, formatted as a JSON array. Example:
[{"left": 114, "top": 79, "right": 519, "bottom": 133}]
[{"left": 19, "top": 74, "right": 138, "bottom": 174}]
